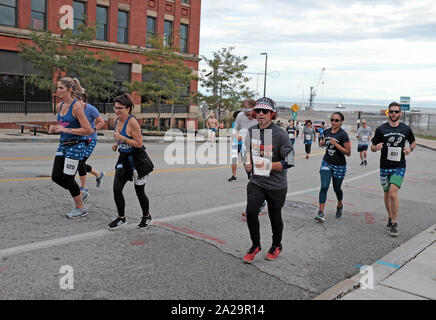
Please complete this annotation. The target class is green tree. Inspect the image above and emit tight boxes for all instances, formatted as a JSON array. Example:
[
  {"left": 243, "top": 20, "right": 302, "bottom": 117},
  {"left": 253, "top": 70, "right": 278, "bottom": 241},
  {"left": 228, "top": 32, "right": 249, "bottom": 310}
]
[
  {"left": 127, "top": 36, "right": 198, "bottom": 132},
  {"left": 199, "top": 47, "right": 254, "bottom": 121},
  {"left": 18, "top": 23, "right": 117, "bottom": 101}
]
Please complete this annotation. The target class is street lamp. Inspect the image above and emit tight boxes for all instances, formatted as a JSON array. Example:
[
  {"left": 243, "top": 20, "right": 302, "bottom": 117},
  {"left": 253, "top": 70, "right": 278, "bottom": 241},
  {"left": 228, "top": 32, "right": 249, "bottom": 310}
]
[{"left": 260, "top": 53, "right": 268, "bottom": 97}]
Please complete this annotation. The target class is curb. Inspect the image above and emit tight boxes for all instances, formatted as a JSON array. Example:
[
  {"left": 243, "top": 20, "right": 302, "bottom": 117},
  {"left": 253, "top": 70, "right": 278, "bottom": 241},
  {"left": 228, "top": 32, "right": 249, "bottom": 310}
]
[
  {"left": 314, "top": 223, "right": 436, "bottom": 300},
  {"left": 416, "top": 143, "right": 436, "bottom": 152}
]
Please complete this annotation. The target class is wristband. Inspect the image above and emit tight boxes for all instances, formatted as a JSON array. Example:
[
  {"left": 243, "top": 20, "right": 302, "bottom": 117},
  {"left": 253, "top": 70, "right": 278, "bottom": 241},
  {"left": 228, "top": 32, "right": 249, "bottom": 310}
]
[{"left": 122, "top": 137, "right": 127, "bottom": 144}]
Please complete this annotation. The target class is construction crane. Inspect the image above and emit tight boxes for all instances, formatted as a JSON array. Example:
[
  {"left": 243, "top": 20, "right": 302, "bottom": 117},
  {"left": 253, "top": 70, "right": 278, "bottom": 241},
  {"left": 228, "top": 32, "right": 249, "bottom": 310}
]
[{"left": 308, "top": 67, "right": 325, "bottom": 110}]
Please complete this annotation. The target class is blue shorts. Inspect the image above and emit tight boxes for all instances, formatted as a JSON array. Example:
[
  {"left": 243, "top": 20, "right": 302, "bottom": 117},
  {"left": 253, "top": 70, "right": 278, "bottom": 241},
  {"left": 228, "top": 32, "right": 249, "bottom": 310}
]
[
  {"left": 56, "top": 142, "right": 86, "bottom": 160},
  {"left": 84, "top": 139, "right": 97, "bottom": 158},
  {"left": 380, "top": 167, "right": 406, "bottom": 191},
  {"left": 320, "top": 160, "right": 347, "bottom": 179}
]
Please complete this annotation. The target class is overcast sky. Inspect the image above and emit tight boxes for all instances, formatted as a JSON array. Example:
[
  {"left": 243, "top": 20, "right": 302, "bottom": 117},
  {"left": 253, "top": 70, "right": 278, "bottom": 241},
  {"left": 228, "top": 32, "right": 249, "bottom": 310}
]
[{"left": 199, "top": 0, "right": 436, "bottom": 106}]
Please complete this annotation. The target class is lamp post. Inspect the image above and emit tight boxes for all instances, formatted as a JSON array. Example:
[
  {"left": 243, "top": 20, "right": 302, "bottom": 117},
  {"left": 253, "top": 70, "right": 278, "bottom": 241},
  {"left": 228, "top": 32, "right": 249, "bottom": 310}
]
[{"left": 260, "top": 52, "right": 268, "bottom": 97}]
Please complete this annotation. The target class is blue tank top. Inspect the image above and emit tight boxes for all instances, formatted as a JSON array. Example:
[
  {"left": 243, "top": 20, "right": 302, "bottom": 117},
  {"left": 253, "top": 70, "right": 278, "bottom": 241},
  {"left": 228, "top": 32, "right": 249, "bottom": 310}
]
[
  {"left": 115, "top": 115, "right": 133, "bottom": 154},
  {"left": 57, "top": 100, "right": 82, "bottom": 142}
]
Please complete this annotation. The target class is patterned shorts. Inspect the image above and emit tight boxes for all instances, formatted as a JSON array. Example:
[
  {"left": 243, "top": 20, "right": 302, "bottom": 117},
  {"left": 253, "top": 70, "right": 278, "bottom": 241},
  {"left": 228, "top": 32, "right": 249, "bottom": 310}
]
[
  {"left": 56, "top": 142, "right": 86, "bottom": 160},
  {"left": 380, "top": 167, "right": 406, "bottom": 191},
  {"left": 320, "top": 160, "right": 347, "bottom": 179},
  {"left": 84, "top": 139, "right": 97, "bottom": 158}
]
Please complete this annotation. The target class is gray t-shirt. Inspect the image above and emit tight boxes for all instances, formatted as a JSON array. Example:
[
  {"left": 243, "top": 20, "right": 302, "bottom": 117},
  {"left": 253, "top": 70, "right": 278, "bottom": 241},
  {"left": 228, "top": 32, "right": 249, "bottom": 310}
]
[
  {"left": 357, "top": 127, "right": 372, "bottom": 145},
  {"left": 244, "top": 123, "right": 293, "bottom": 190},
  {"left": 302, "top": 126, "right": 316, "bottom": 143}
]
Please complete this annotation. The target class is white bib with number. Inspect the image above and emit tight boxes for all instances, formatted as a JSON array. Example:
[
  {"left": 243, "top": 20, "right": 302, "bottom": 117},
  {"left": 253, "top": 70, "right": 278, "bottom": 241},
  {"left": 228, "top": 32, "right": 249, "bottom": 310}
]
[
  {"left": 305, "top": 134, "right": 311, "bottom": 141},
  {"left": 387, "top": 147, "right": 401, "bottom": 162},
  {"left": 362, "top": 135, "right": 368, "bottom": 142},
  {"left": 289, "top": 133, "right": 295, "bottom": 139},
  {"left": 63, "top": 157, "right": 79, "bottom": 176},
  {"left": 252, "top": 156, "right": 271, "bottom": 177}
]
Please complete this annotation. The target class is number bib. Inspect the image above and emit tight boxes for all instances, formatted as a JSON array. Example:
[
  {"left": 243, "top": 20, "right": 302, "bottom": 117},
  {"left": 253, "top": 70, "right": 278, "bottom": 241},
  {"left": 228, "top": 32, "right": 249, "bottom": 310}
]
[
  {"left": 305, "top": 134, "right": 311, "bottom": 141},
  {"left": 288, "top": 133, "right": 295, "bottom": 139},
  {"left": 361, "top": 135, "right": 368, "bottom": 142},
  {"left": 387, "top": 147, "right": 401, "bottom": 162},
  {"left": 252, "top": 156, "right": 271, "bottom": 177}
]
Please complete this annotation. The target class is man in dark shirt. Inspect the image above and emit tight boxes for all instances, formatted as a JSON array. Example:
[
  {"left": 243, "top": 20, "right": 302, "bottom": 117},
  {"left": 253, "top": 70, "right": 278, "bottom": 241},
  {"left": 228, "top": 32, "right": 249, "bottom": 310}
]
[
  {"left": 371, "top": 102, "right": 416, "bottom": 237},
  {"left": 242, "top": 97, "right": 294, "bottom": 263}
]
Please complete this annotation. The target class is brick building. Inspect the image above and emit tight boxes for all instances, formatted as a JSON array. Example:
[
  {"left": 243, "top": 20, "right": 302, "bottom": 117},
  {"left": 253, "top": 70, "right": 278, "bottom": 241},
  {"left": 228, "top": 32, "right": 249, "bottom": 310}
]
[{"left": 0, "top": 0, "right": 201, "bottom": 130}]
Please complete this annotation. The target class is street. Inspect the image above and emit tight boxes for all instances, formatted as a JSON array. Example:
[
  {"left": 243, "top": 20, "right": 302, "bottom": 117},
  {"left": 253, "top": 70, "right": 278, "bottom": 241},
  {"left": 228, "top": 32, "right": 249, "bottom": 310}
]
[{"left": 0, "top": 136, "right": 435, "bottom": 300}]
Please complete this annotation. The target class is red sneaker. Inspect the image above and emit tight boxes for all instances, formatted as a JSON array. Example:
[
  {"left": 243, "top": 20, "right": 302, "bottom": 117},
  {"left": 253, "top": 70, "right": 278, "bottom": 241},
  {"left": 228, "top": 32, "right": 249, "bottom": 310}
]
[
  {"left": 243, "top": 246, "right": 261, "bottom": 264},
  {"left": 265, "top": 246, "right": 282, "bottom": 261},
  {"left": 242, "top": 212, "right": 246, "bottom": 217}
]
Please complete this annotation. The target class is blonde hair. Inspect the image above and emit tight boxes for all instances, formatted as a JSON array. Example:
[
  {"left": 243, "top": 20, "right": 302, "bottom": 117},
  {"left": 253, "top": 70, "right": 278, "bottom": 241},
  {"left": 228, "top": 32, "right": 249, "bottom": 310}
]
[{"left": 58, "top": 77, "right": 86, "bottom": 101}]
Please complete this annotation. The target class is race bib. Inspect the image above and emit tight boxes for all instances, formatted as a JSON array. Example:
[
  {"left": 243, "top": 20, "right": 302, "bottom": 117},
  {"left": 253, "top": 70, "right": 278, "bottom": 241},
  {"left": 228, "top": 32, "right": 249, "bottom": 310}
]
[
  {"left": 305, "top": 134, "right": 311, "bottom": 141},
  {"left": 362, "top": 135, "right": 368, "bottom": 142},
  {"left": 252, "top": 156, "right": 271, "bottom": 177},
  {"left": 288, "top": 133, "right": 295, "bottom": 139},
  {"left": 387, "top": 147, "right": 401, "bottom": 162},
  {"left": 63, "top": 157, "right": 79, "bottom": 176}
]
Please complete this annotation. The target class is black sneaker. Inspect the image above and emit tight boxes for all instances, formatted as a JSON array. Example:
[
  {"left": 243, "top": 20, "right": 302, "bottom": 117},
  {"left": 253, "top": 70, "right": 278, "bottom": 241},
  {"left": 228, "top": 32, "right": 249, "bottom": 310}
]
[
  {"left": 108, "top": 217, "right": 126, "bottom": 230},
  {"left": 228, "top": 176, "right": 237, "bottom": 182},
  {"left": 137, "top": 215, "right": 153, "bottom": 229},
  {"left": 335, "top": 205, "right": 343, "bottom": 218},
  {"left": 364, "top": 160, "right": 367, "bottom": 166},
  {"left": 314, "top": 210, "right": 325, "bottom": 222},
  {"left": 386, "top": 217, "right": 393, "bottom": 230},
  {"left": 390, "top": 222, "right": 399, "bottom": 237},
  {"left": 360, "top": 161, "right": 364, "bottom": 166}
]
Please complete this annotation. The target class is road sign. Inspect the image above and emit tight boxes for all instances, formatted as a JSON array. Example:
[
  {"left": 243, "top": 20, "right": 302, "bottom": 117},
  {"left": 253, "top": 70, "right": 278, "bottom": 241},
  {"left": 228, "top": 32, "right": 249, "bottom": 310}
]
[
  {"left": 400, "top": 96, "right": 410, "bottom": 111},
  {"left": 291, "top": 104, "right": 299, "bottom": 112}
]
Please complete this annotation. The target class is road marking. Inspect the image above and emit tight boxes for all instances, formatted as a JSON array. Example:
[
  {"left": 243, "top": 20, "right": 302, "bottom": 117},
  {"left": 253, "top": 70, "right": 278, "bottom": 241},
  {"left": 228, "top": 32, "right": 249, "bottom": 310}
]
[
  {"left": 0, "top": 169, "right": 379, "bottom": 259},
  {"left": 0, "top": 150, "right": 324, "bottom": 183}
]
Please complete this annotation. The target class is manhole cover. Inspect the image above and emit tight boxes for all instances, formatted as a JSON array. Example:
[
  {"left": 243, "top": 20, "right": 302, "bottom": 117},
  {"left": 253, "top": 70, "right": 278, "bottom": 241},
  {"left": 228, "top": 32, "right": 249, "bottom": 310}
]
[{"left": 283, "top": 200, "right": 318, "bottom": 215}]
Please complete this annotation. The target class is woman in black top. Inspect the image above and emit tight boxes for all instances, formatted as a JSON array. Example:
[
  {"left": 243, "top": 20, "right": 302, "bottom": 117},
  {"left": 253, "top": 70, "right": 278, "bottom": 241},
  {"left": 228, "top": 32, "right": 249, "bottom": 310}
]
[{"left": 315, "top": 112, "right": 351, "bottom": 222}]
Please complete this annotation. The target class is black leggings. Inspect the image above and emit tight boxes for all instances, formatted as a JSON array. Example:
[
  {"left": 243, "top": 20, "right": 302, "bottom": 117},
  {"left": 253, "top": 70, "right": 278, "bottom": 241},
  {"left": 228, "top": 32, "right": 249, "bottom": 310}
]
[
  {"left": 51, "top": 156, "right": 81, "bottom": 197},
  {"left": 245, "top": 182, "right": 287, "bottom": 248},
  {"left": 78, "top": 156, "right": 92, "bottom": 177},
  {"left": 305, "top": 143, "right": 312, "bottom": 154},
  {"left": 113, "top": 170, "right": 149, "bottom": 217}
]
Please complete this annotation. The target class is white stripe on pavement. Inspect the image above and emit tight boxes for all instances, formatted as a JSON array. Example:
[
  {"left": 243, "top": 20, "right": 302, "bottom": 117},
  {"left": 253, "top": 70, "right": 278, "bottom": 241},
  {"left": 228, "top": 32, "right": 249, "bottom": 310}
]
[{"left": 0, "top": 169, "right": 379, "bottom": 259}]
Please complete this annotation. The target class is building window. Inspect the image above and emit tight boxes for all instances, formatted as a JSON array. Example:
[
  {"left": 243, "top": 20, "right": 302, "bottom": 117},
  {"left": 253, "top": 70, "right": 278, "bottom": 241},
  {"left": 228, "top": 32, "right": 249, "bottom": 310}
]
[
  {"left": 31, "top": 0, "right": 46, "bottom": 30},
  {"left": 146, "top": 16, "right": 156, "bottom": 48},
  {"left": 96, "top": 6, "right": 108, "bottom": 41},
  {"left": 180, "top": 23, "right": 188, "bottom": 53},
  {"left": 0, "top": 0, "right": 17, "bottom": 27},
  {"left": 73, "top": 1, "right": 86, "bottom": 34},
  {"left": 181, "top": 0, "right": 190, "bottom": 4},
  {"left": 117, "top": 10, "right": 128, "bottom": 44},
  {"left": 164, "top": 20, "right": 173, "bottom": 47}
]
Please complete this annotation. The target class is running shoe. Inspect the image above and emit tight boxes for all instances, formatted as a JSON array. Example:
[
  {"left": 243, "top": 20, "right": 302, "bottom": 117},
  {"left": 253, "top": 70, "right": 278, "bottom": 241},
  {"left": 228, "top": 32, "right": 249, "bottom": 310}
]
[
  {"left": 108, "top": 217, "right": 126, "bottom": 230},
  {"left": 96, "top": 172, "right": 105, "bottom": 188},
  {"left": 243, "top": 246, "right": 261, "bottom": 264},
  {"left": 228, "top": 176, "right": 237, "bottom": 182},
  {"left": 390, "top": 222, "right": 399, "bottom": 237},
  {"left": 265, "top": 246, "right": 283, "bottom": 261},
  {"left": 386, "top": 217, "right": 393, "bottom": 230},
  {"left": 314, "top": 210, "right": 325, "bottom": 222},
  {"left": 66, "top": 207, "right": 87, "bottom": 219},
  {"left": 335, "top": 205, "right": 343, "bottom": 219},
  {"left": 364, "top": 160, "right": 367, "bottom": 166},
  {"left": 80, "top": 187, "right": 89, "bottom": 202},
  {"left": 241, "top": 212, "right": 246, "bottom": 217},
  {"left": 137, "top": 215, "right": 153, "bottom": 229},
  {"left": 360, "top": 161, "right": 364, "bottom": 166}
]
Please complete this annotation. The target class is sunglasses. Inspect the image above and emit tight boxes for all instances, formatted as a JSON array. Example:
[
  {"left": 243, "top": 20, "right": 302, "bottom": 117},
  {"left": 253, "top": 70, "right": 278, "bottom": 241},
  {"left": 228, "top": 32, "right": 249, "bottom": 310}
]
[
  {"left": 254, "top": 109, "right": 270, "bottom": 114},
  {"left": 330, "top": 118, "right": 341, "bottom": 122},
  {"left": 389, "top": 110, "right": 401, "bottom": 114},
  {"left": 113, "top": 106, "right": 125, "bottom": 111}
]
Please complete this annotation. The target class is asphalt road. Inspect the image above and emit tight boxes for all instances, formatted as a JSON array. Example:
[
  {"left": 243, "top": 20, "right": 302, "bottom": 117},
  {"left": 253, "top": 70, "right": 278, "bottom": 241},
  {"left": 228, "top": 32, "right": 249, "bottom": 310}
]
[{"left": 0, "top": 136, "right": 435, "bottom": 300}]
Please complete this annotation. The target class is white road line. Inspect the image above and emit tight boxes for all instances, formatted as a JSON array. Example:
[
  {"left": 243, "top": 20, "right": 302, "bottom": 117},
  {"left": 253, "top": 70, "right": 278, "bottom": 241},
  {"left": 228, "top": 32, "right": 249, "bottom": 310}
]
[{"left": 0, "top": 169, "right": 379, "bottom": 259}]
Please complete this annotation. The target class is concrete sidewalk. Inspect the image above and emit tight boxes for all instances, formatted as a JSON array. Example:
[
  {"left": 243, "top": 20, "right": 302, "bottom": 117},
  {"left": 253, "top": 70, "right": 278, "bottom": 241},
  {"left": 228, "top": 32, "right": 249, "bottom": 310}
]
[{"left": 315, "top": 224, "right": 436, "bottom": 300}]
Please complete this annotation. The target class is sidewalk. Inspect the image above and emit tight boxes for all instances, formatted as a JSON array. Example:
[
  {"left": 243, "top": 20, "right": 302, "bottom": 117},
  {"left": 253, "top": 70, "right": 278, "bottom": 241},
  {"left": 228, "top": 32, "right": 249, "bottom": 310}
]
[{"left": 315, "top": 224, "right": 436, "bottom": 300}]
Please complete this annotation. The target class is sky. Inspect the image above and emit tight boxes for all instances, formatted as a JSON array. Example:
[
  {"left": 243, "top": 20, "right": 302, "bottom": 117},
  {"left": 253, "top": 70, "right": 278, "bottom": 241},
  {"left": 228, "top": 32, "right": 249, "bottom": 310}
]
[{"left": 199, "top": 0, "right": 436, "bottom": 107}]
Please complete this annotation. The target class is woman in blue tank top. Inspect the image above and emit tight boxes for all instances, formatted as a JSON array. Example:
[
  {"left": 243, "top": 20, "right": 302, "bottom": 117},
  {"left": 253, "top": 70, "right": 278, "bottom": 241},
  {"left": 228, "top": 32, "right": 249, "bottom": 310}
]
[
  {"left": 108, "top": 93, "right": 153, "bottom": 230},
  {"left": 48, "top": 77, "right": 92, "bottom": 219}
]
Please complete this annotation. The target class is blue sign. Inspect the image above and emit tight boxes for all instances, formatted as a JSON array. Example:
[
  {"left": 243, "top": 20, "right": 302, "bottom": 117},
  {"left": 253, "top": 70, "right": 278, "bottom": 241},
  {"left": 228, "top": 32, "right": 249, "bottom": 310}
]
[{"left": 400, "top": 96, "right": 410, "bottom": 111}]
